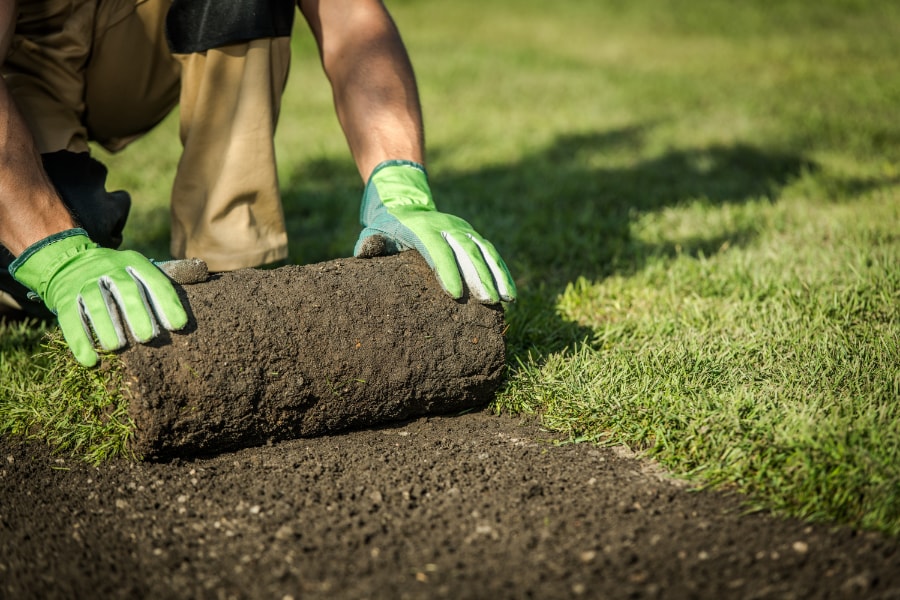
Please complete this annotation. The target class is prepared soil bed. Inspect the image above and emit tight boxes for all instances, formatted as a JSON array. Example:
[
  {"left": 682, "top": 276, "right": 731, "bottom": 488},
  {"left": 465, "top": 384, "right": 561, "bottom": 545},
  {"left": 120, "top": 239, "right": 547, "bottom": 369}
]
[
  {"left": 2, "top": 410, "right": 899, "bottom": 599},
  {"left": 120, "top": 252, "right": 506, "bottom": 459}
]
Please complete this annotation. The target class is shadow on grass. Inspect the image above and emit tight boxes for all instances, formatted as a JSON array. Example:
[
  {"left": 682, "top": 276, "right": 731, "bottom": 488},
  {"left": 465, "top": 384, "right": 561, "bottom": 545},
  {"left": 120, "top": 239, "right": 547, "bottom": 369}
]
[
  {"left": 440, "top": 129, "right": 820, "bottom": 280},
  {"left": 122, "top": 125, "right": 891, "bottom": 358},
  {"left": 273, "top": 126, "right": 832, "bottom": 356}
]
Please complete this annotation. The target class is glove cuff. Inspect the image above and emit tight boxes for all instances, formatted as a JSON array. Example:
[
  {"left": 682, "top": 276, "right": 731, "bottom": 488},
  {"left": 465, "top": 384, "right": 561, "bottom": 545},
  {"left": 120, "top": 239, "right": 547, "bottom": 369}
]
[
  {"left": 369, "top": 159, "right": 427, "bottom": 180},
  {"left": 361, "top": 160, "right": 435, "bottom": 226},
  {"left": 8, "top": 228, "right": 93, "bottom": 297}
]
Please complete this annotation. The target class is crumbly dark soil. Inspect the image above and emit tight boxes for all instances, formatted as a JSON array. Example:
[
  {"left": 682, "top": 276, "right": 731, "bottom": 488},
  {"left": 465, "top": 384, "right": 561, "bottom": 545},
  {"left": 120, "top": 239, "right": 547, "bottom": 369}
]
[
  {"left": 121, "top": 252, "right": 506, "bottom": 459},
  {"left": 2, "top": 410, "right": 899, "bottom": 600}
]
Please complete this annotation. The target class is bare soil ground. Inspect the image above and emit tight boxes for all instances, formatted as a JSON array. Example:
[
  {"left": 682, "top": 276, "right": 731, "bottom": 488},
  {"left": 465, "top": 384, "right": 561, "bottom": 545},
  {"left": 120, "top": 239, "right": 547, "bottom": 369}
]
[{"left": 2, "top": 410, "right": 899, "bottom": 600}]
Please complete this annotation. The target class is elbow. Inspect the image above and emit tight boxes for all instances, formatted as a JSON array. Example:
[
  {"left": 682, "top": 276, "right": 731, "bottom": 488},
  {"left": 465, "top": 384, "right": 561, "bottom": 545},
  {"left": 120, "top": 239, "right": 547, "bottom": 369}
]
[{"left": 305, "top": 0, "right": 401, "bottom": 79}]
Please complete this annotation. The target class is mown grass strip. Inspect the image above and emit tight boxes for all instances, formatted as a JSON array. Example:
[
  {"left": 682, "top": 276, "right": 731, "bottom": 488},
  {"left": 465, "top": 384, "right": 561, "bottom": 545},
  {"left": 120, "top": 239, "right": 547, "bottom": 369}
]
[
  {"left": 1, "top": 329, "right": 132, "bottom": 465},
  {"left": 496, "top": 190, "right": 900, "bottom": 533}
]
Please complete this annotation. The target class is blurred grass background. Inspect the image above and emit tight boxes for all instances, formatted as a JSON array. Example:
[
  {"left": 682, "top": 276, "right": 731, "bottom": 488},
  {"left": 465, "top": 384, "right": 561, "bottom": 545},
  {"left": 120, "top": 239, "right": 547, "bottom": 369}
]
[{"left": 3, "top": 0, "right": 899, "bottom": 532}]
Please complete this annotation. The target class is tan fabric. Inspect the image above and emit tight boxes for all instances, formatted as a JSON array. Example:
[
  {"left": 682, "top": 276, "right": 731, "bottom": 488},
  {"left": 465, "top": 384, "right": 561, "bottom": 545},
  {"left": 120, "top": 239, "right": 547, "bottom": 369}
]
[
  {"left": 171, "top": 38, "right": 291, "bottom": 271},
  {"left": 85, "top": 0, "right": 181, "bottom": 152},
  {"left": 3, "top": 0, "right": 292, "bottom": 270},
  {"left": 3, "top": 0, "right": 177, "bottom": 153}
]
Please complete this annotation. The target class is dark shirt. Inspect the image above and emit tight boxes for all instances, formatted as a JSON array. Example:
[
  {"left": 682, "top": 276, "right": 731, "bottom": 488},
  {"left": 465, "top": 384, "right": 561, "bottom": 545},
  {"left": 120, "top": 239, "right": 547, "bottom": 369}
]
[{"left": 166, "top": 0, "right": 295, "bottom": 54}]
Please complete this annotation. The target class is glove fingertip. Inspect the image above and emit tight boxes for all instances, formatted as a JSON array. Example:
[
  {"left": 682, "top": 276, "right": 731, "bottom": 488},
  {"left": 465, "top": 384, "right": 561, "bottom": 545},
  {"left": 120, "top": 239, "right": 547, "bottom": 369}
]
[
  {"left": 153, "top": 296, "right": 188, "bottom": 334},
  {"left": 57, "top": 305, "right": 102, "bottom": 367},
  {"left": 68, "top": 339, "right": 99, "bottom": 368},
  {"left": 505, "top": 277, "right": 519, "bottom": 302},
  {"left": 165, "top": 306, "right": 189, "bottom": 332},
  {"left": 154, "top": 258, "right": 210, "bottom": 285},
  {"left": 426, "top": 257, "right": 463, "bottom": 299},
  {"left": 462, "top": 232, "right": 517, "bottom": 303},
  {"left": 439, "top": 231, "right": 498, "bottom": 303},
  {"left": 438, "top": 273, "right": 465, "bottom": 301},
  {"left": 126, "top": 265, "right": 189, "bottom": 333},
  {"left": 78, "top": 350, "right": 100, "bottom": 368},
  {"left": 496, "top": 275, "right": 518, "bottom": 303},
  {"left": 473, "top": 285, "right": 500, "bottom": 304},
  {"left": 355, "top": 233, "right": 392, "bottom": 258}
]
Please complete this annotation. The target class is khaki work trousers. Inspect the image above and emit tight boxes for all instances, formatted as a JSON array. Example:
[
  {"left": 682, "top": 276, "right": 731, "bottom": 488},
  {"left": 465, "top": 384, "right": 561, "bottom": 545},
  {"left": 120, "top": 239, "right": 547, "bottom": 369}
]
[{"left": 3, "top": 0, "right": 293, "bottom": 270}]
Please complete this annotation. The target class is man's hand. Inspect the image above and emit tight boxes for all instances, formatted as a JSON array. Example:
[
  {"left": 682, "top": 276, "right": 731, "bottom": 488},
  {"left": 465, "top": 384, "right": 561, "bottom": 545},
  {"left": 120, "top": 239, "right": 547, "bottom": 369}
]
[
  {"left": 9, "top": 229, "right": 189, "bottom": 367},
  {"left": 354, "top": 160, "right": 516, "bottom": 304}
]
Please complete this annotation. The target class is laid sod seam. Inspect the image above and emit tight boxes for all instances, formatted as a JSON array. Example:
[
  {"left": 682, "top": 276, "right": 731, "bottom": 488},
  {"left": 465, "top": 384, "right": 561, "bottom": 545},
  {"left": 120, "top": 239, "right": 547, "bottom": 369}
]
[{"left": 493, "top": 192, "right": 900, "bottom": 535}]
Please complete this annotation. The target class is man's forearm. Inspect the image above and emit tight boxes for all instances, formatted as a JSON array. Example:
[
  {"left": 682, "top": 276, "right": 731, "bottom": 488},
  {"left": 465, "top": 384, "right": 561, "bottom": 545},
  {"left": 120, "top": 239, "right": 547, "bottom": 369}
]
[
  {"left": 1, "top": 0, "right": 74, "bottom": 255},
  {"left": 0, "top": 79, "right": 76, "bottom": 256},
  {"left": 299, "top": 0, "right": 425, "bottom": 181}
]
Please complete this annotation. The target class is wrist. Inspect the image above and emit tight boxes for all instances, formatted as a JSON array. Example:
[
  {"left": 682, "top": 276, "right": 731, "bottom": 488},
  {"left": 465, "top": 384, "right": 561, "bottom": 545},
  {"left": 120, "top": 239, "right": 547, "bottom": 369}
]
[
  {"left": 8, "top": 228, "right": 93, "bottom": 295},
  {"left": 369, "top": 159, "right": 427, "bottom": 179},
  {"left": 365, "top": 160, "right": 434, "bottom": 211}
]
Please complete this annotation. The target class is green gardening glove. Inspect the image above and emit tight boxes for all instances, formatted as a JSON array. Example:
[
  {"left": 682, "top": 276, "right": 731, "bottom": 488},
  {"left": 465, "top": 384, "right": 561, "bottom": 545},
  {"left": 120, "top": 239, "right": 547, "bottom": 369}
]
[
  {"left": 9, "top": 229, "right": 189, "bottom": 367},
  {"left": 354, "top": 160, "right": 516, "bottom": 303}
]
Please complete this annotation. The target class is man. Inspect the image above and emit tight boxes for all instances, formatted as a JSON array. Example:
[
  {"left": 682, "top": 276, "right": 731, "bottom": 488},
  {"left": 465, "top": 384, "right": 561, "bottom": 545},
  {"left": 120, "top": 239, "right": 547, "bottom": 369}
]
[{"left": 0, "top": 0, "right": 516, "bottom": 367}]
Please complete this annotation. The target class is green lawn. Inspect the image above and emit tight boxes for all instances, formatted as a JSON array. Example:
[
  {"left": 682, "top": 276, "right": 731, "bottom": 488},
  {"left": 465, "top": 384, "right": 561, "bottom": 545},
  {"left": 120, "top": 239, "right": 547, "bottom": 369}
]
[{"left": 2, "top": 0, "right": 898, "bottom": 533}]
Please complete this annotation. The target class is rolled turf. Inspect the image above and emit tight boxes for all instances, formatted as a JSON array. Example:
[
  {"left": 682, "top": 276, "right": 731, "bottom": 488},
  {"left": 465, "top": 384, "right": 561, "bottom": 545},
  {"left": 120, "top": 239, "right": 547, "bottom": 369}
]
[{"left": 119, "top": 252, "right": 507, "bottom": 460}]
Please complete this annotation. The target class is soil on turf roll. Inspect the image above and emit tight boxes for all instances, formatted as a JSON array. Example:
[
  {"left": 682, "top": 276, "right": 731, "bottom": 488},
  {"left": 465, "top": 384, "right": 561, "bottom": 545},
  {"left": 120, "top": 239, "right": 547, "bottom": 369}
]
[{"left": 120, "top": 252, "right": 507, "bottom": 460}]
